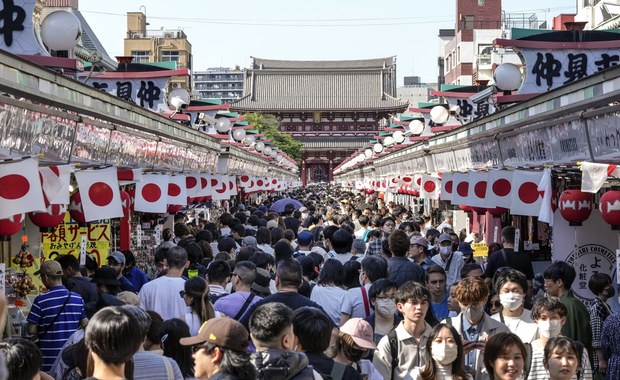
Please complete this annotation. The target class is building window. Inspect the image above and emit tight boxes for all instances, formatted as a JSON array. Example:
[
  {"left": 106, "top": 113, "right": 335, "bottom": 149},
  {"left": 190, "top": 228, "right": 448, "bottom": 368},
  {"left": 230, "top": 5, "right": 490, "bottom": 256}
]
[
  {"left": 463, "top": 15, "right": 475, "bottom": 29},
  {"left": 161, "top": 51, "right": 179, "bottom": 62},
  {"left": 131, "top": 51, "right": 150, "bottom": 63}
]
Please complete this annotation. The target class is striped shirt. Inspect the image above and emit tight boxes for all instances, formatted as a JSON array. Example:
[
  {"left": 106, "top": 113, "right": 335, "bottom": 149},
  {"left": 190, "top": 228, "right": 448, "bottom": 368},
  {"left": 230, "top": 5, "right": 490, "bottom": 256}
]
[
  {"left": 27, "top": 286, "right": 85, "bottom": 373},
  {"left": 527, "top": 339, "right": 593, "bottom": 380}
]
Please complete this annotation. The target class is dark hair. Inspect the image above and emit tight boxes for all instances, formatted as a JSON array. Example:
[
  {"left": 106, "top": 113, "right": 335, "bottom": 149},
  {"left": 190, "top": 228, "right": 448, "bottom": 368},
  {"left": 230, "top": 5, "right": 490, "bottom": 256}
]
[
  {"left": 361, "top": 255, "right": 388, "bottom": 282},
  {"left": 494, "top": 269, "right": 528, "bottom": 294},
  {"left": 271, "top": 227, "right": 284, "bottom": 245},
  {"left": 284, "top": 229, "right": 295, "bottom": 242},
  {"left": 232, "top": 223, "right": 245, "bottom": 237},
  {"left": 358, "top": 215, "right": 369, "bottom": 227},
  {"left": 501, "top": 226, "right": 516, "bottom": 244},
  {"left": 85, "top": 306, "right": 142, "bottom": 377},
  {"left": 394, "top": 280, "right": 430, "bottom": 304},
  {"left": 426, "top": 264, "right": 447, "bottom": 282},
  {"left": 146, "top": 310, "right": 164, "bottom": 347},
  {"left": 199, "top": 342, "right": 257, "bottom": 380},
  {"left": 207, "top": 259, "right": 231, "bottom": 284},
  {"left": 163, "top": 227, "right": 174, "bottom": 242},
  {"left": 388, "top": 229, "right": 409, "bottom": 257},
  {"left": 460, "top": 263, "right": 483, "bottom": 279},
  {"left": 256, "top": 227, "right": 271, "bottom": 245},
  {"left": 483, "top": 332, "right": 526, "bottom": 379},
  {"left": 57, "top": 254, "right": 80, "bottom": 272},
  {"left": 343, "top": 260, "right": 362, "bottom": 289},
  {"left": 174, "top": 223, "right": 191, "bottom": 238},
  {"left": 276, "top": 259, "right": 303, "bottom": 288},
  {"left": 167, "top": 246, "right": 188, "bottom": 269},
  {"left": 292, "top": 307, "right": 332, "bottom": 353},
  {"left": 380, "top": 216, "right": 396, "bottom": 228},
  {"left": 543, "top": 337, "right": 581, "bottom": 372},
  {"left": 219, "top": 213, "right": 234, "bottom": 227},
  {"left": 399, "top": 221, "right": 420, "bottom": 233},
  {"left": 248, "top": 302, "right": 293, "bottom": 344},
  {"left": 543, "top": 261, "right": 577, "bottom": 289},
  {"left": 85, "top": 254, "right": 99, "bottom": 272},
  {"left": 184, "top": 277, "right": 216, "bottom": 324},
  {"left": 235, "top": 261, "right": 257, "bottom": 286},
  {"left": 0, "top": 338, "right": 41, "bottom": 380},
  {"left": 160, "top": 319, "right": 194, "bottom": 378},
  {"left": 331, "top": 228, "right": 353, "bottom": 254},
  {"left": 531, "top": 296, "right": 568, "bottom": 319},
  {"left": 368, "top": 279, "right": 398, "bottom": 309},
  {"left": 419, "top": 324, "right": 468, "bottom": 380},
  {"left": 183, "top": 242, "right": 203, "bottom": 265},
  {"left": 381, "top": 239, "right": 391, "bottom": 258},
  {"left": 588, "top": 272, "right": 612, "bottom": 296},
  {"left": 322, "top": 225, "right": 339, "bottom": 242},
  {"left": 248, "top": 250, "right": 274, "bottom": 270},
  {"left": 234, "top": 212, "right": 248, "bottom": 225},
  {"left": 218, "top": 238, "right": 237, "bottom": 254},
  {"left": 317, "top": 259, "right": 344, "bottom": 287}
]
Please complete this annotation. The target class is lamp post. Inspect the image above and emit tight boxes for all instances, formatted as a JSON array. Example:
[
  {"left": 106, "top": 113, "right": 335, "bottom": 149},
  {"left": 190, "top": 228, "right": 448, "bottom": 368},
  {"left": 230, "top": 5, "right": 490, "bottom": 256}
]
[
  {"left": 494, "top": 63, "right": 522, "bottom": 93},
  {"left": 40, "top": 11, "right": 81, "bottom": 57}
]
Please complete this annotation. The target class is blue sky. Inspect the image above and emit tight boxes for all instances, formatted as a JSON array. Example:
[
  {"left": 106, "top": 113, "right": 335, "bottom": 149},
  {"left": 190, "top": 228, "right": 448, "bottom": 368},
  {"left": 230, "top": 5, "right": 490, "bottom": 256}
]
[{"left": 79, "top": 0, "right": 576, "bottom": 84}]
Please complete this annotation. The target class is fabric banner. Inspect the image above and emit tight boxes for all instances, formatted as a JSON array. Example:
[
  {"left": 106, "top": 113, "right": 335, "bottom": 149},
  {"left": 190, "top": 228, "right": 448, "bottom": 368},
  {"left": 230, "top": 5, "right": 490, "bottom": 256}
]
[
  {"left": 420, "top": 174, "right": 440, "bottom": 200},
  {"left": 580, "top": 162, "right": 620, "bottom": 193},
  {"left": 509, "top": 170, "right": 544, "bottom": 216},
  {"left": 450, "top": 173, "right": 470, "bottom": 206},
  {"left": 168, "top": 175, "right": 187, "bottom": 206},
  {"left": 465, "top": 172, "right": 489, "bottom": 208},
  {"left": 0, "top": 158, "right": 46, "bottom": 219},
  {"left": 440, "top": 173, "right": 454, "bottom": 201},
  {"left": 74, "top": 167, "right": 123, "bottom": 222},
  {"left": 39, "top": 164, "right": 73, "bottom": 205},
  {"left": 486, "top": 170, "right": 514, "bottom": 208},
  {"left": 538, "top": 168, "right": 554, "bottom": 226},
  {"left": 134, "top": 174, "right": 169, "bottom": 213}
]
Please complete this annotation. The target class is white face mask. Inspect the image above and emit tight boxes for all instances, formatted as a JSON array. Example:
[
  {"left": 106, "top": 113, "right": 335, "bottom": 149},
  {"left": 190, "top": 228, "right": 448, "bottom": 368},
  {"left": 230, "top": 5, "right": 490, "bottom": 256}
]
[
  {"left": 439, "top": 246, "right": 452, "bottom": 256},
  {"left": 499, "top": 293, "right": 524, "bottom": 311},
  {"left": 377, "top": 299, "right": 397, "bottom": 317},
  {"left": 537, "top": 319, "right": 563, "bottom": 338},
  {"left": 432, "top": 343, "right": 459, "bottom": 365}
]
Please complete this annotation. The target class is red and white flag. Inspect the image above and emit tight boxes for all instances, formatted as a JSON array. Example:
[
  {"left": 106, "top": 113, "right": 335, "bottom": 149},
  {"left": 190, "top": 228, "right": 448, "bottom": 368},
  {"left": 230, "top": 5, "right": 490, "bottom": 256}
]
[
  {"left": 168, "top": 175, "right": 187, "bottom": 206},
  {"left": 117, "top": 168, "right": 143, "bottom": 185},
  {"left": 420, "top": 174, "right": 440, "bottom": 200},
  {"left": 185, "top": 173, "right": 201, "bottom": 198},
  {"left": 39, "top": 164, "right": 73, "bottom": 205},
  {"left": 195, "top": 174, "right": 212, "bottom": 199},
  {"left": 440, "top": 173, "right": 454, "bottom": 201},
  {"left": 212, "top": 175, "right": 230, "bottom": 200},
  {"left": 465, "top": 172, "right": 489, "bottom": 208},
  {"left": 450, "top": 173, "right": 470, "bottom": 206},
  {"left": 229, "top": 176, "right": 238, "bottom": 196},
  {"left": 580, "top": 162, "right": 620, "bottom": 193},
  {"left": 74, "top": 167, "right": 123, "bottom": 222},
  {"left": 0, "top": 158, "right": 46, "bottom": 219},
  {"left": 238, "top": 175, "right": 252, "bottom": 189},
  {"left": 538, "top": 168, "right": 554, "bottom": 226},
  {"left": 135, "top": 174, "right": 169, "bottom": 213},
  {"left": 411, "top": 174, "right": 422, "bottom": 191},
  {"left": 510, "top": 170, "right": 544, "bottom": 216},
  {"left": 486, "top": 170, "right": 514, "bottom": 208}
]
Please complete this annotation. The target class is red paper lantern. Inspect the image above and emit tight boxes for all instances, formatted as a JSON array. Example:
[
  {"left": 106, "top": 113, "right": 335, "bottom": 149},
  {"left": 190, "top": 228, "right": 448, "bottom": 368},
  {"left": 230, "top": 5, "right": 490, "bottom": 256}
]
[
  {"left": 68, "top": 191, "right": 86, "bottom": 224},
  {"left": 29, "top": 200, "right": 66, "bottom": 230},
  {"left": 120, "top": 190, "right": 131, "bottom": 219},
  {"left": 487, "top": 207, "right": 509, "bottom": 217},
  {"left": 559, "top": 190, "right": 592, "bottom": 226},
  {"left": 600, "top": 190, "right": 620, "bottom": 229},
  {"left": 0, "top": 214, "right": 24, "bottom": 237}
]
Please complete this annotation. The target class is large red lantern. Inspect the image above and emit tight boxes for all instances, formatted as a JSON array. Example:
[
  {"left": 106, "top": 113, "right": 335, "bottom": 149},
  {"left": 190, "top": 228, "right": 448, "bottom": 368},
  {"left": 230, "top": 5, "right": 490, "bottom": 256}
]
[
  {"left": 559, "top": 190, "right": 592, "bottom": 226},
  {"left": 0, "top": 214, "right": 25, "bottom": 238},
  {"left": 600, "top": 190, "right": 620, "bottom": 229},
  {"left": 29, "top": 200, "right": 66, "bottom": 231},
  {"left": 68, "top": 191, "right": 85, "bottom": 224},
  {"left": 487, "top": 207, "right": 509, "bottom": 217}
]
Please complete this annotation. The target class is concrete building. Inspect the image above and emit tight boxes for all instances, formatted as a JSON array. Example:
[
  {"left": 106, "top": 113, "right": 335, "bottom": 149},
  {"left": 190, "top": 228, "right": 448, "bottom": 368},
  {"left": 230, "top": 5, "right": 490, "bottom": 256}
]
[
  {"left": 193, "top": 68, "right": 244, "bottom": 103},
  {"left": 124, "top": 12, "right": 192, "bottom": 90},
  {"left": 575, "top": 0, "right": 620, "bottom": 30},
  {"left": 397, "top": 76, "right": 437, "bottom": 109}
]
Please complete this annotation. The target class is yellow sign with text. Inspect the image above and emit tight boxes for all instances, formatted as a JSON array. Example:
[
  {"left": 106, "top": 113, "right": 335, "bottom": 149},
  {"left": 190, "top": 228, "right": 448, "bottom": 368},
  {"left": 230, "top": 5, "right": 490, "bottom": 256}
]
[{"left": 472, "top": 242, "right": 489, "bottom": 257}]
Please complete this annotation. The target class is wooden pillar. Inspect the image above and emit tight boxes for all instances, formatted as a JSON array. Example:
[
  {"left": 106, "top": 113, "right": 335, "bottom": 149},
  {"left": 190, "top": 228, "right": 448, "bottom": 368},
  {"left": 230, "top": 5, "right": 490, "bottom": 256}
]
[{"left": 301, "top": 160, "right": 307, "bottom": 186}]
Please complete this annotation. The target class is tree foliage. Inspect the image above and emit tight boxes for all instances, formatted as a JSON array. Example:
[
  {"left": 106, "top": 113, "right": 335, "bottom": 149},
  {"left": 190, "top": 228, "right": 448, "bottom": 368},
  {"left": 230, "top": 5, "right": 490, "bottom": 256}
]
[{"left": 244, "top": 113, "right": 303, "bottom": 162}]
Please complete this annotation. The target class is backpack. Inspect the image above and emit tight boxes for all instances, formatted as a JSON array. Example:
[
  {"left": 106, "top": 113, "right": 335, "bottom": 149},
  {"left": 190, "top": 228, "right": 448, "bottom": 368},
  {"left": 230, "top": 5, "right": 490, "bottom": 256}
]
[
  {"left": 523, "top": 341, "right": 584, "bottom": 380},
  {"left": 317, "top": 361, "right": 346, "bottom": 380},
  {"left": 387, "top": 329, "right": 399, "bottom": 380}
]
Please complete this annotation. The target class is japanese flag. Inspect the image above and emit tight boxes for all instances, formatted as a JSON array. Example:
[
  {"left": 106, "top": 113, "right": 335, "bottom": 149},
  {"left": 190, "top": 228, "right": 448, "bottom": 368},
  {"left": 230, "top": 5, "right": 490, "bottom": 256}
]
[
  {"left": 239, "top": 175, "right": 252, "bottom": 189},
  {"left": 440, "top": 173, "right": 454, "bottom": 201},
  {"left": 0, "top": 158, "right": 46, "bottom": 219},
  {"left": 39, "top": 164, "right": 73, "bottom": 205},
  {"left": 465, "top": 172, "right": 489, "bottom": 208},
  {"left": 486, "top": 170, "right": 514, "bottom": 208},
  {"left": 74, "top": 167, "right": 123, "bottom": 222},
  {"left": 168, "top": 175, "right": 187, "bottom": 206},
  {"left": 228, "top": 176, "right": 238, "bottom": 196},
  {"left": 135, "top": 174, "right": 169, "bottom": 213},
  {"left": 420, "top": 174, "right": 440, "bottom": 200},
  {"left": 580, "top": 162, "right": 620, "bottom": 193},
  {"left": 211, "top": 175, "right": 230, "bottom": 200},
  {"left": 510, "top": 170, "right": 544, "bottom": 216},
  {"left": 411, "top": 174, "right": 422, "bottom": 191},
  {"left": 117, "top": 168, "right": 143, "bottom": 185},
  {"left": 185, "top": 173, "right": 201, "bottom": 198},
  {"left": 196, "top": 173, "right": 212, "bottom": 198},
  {"left": 450, "top": 172, "right": 470, "bottom": 206}
]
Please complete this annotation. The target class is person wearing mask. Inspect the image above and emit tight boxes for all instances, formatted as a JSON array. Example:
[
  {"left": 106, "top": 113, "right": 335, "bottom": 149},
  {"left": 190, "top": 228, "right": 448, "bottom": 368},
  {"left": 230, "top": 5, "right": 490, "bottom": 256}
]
[
  {"left": 334, "top": 318, "right": 382, "bottom": 380},
  {"left": 364, "top": 279, "right": 401, "bottom": 344},
  {"left": 445, "top": 276, "right": 508, "bottom": 379},
  {"left": 588, "top": 273, "right": 613, "bottom": 379},
  {"left": 431, "top": 234, "right": 465, "bottom": 288},
  {"left": 527, "top": 297, "right": 592, "bottom": 380},
  {"left": 491, "top": 269, "right": 537, "bottom": 344},
  {"left": 544, "top": 337, "right": 582, "bottom": 380},
  {"left": 408, "top": 323, "right": 471, "bottom": 380},
  {"left": 341, "top": 256, "right": 388, "bottom": 324},
  {"left": 373, "top": 281, "right": 433, "bottom": 380},
  {"left": 482, "top": 332, "right": 526, "bottom": 380}
]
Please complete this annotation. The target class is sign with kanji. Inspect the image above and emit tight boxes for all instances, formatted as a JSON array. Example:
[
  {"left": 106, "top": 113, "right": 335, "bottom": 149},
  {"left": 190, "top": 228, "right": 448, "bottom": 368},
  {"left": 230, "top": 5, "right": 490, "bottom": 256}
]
[
  {"left": 41, "top": 212, "right": 111, "bottom": 267},
  {"left": 472, "top": 242, "right": 489, "bottom": 257},
  {"left": 83, "top": 77, "right": 169, "bottom": 113}
]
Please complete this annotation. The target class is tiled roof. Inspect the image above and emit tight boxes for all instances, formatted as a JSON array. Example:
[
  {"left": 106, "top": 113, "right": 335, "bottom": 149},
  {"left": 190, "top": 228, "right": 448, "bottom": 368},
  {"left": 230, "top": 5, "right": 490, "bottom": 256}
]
[{"left": 232, "top": 57, "right": 408, "bottom": 112}]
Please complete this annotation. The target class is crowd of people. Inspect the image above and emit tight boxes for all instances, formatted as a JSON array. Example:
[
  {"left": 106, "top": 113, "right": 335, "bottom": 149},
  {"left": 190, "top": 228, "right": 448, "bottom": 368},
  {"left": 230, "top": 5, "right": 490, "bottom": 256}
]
[{"left": 3, "top": 185, "right": 619, "bottom": 380}]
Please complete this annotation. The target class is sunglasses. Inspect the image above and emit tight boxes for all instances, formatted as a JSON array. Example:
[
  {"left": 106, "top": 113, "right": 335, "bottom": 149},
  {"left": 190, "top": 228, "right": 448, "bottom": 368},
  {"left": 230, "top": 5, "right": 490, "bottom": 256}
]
[{"left": 487, "top": 300, "right": 502, "bottom": 308}]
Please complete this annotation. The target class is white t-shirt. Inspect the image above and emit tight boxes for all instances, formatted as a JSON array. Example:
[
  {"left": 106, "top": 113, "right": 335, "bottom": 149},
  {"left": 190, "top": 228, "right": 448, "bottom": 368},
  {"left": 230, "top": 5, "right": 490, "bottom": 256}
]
[
  {"left": 491, "top": 309, "right": 538, "bottom": 343},
  {"left": 341, "top": 283, "right": 373, "bottom": 319},
  {"left": 310, "top": 285, "right": 347, "bottom": 325},
  {"left": 139, "top": 276, "right": 190, "bottom": 321}
]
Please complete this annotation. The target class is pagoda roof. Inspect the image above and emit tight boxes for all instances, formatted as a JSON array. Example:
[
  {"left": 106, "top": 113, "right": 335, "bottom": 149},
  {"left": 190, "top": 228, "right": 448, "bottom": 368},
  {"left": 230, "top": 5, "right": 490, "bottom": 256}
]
[{"left": 232, "top": 57, "right": 408, "bottom": 112}]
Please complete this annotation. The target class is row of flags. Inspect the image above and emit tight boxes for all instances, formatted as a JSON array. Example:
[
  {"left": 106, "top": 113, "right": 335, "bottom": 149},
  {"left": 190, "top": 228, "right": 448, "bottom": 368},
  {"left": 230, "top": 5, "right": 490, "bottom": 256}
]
[{"left": 0, "top": 158, "right": 293, "bottom": 223}]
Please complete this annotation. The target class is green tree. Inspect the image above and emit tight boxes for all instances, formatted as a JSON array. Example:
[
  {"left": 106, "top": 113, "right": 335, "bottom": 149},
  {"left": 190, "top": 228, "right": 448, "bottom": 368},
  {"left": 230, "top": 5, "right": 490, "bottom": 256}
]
[{"left": 244, "top": 113, "right": 303, "bottom": 162}]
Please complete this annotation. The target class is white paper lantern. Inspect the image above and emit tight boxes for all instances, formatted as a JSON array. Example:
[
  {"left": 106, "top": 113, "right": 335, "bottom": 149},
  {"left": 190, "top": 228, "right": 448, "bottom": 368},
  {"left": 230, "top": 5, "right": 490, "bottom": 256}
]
[
  {"left": 41, "top": 11, "right": 81, "bottom": 51},
  {"left": 408, "top": 119, "right": 425, "bottom": 135},
  {"left": 384, "top": 136, "right": 395, "bottom": 147},
  {"left": 393, "top": 130, "right": 405, "bottom": 143},
  {"left": 494, "top": 63, "right": 522, "bottom": 91},
  {"left": 168, "top": 88, "right": 190, "bottom": 110},
  {"left": 264, "top": 146, "right": 273, "bottom": 155},
  {"left": 373, "top": 143, "right": 383, "bottom": 154},
  {"left": 255, "top": 141, "right": 265, "bottom": 152},
  {"left": 214, "top": 117, "right": 232, "bottom": 133},
  {"left": 232, "top": 128, "right": 246, "bottom": 141},
  {"left": 364, "top": 149, "right": 373, "bottom": 158},
  {"left": 430, "top": 106, "right": 449, "bottom": 125},
  {"left": 243, "top": 135, "right": 255, "bottom": 146}
]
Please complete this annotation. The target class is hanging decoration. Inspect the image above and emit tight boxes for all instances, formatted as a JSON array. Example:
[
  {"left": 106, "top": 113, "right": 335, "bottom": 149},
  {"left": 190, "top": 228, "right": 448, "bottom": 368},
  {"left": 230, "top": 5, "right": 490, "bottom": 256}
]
[
  {"left": 559, "top": 190, "right": 593, "bottom": 226},
  {"left": 599, "top": 190, "right": 620, "bottom": 229}
]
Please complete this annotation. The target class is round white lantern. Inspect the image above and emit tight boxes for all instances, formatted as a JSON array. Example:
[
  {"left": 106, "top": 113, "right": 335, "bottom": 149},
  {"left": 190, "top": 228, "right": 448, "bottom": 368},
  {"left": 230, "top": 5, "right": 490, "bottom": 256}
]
[
  {"left": 255, "top": 141, "right": 265, "bottom": 152},
  {"left": 232, "top": 128, "right": 246, "bottom": 142},
  {"left": 41, "top": 11, "right": 81, "bottom": 51},
  {"left": 494, "top": 63, "right": 522, "bottom": 91},
  {"left": 393, "top": 130, "right": 405, "bottom": 143},
  {"left": 373, "top": 143, "right": 383, "bottom": 154},
  {"left": 430, "top": 106, "right": 449, "bottom": 125},
  {"left": 214, "top": 117, "right": 232, "bottom": 133},
  {"left": 384, "top": 136, "right": 395, "bottom": 147},
  {"left": 364, "top": 149, "right": 373, "bottom": 159},
  {"left": 408, "top": 119, "right": 425, "bottom": 135}
]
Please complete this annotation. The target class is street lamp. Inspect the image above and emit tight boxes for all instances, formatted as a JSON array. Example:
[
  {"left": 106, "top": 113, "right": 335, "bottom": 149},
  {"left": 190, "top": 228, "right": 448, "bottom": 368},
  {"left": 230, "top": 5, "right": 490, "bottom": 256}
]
[
  {"left": 407, "top": 119, "right": 425, "bottom": 135},
  {"left": 40, "top": 11, "right": 81, "bottom": 54},
  {"left": 214, "top": 117, "right": 232, "bottom": 133},
  {"left": 430, "top": 105, "right": 449, "bottom": 125},
  {"left": 494, "top": 63, "right": 522, "bottom": 92},
  {"left": 373, "top": 142, "right": 383, "bottom": 154}
]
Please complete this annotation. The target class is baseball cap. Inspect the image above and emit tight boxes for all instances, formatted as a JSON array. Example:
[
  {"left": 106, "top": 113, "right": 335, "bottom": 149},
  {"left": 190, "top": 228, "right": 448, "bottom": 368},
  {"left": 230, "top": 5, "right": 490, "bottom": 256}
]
[
  {"left": 267, "top": 220, "right": 279, "bottom": 229},
  {"left": 180, "top": 317, "right": 249, "bottom": 352},
  {"left": 410, "top": 236, "right": 429, "bottom": 247},
  {"left": 297, "top": 231, "right": 314, "bottom": 246},
  {"left": 34, "top": 260, "right": 63, "bottom": 277},
  {"left": 108, "top": 251, "right": 126, "bottom": 265},
  {"left": 340, "top": 318, "right": 376, "bottom": 349},
  {"left": 242, "top": 236, "right": 258, "bottom": 248},
  {"left": 458, "top": 242, "right": 474, "bottom": 255},
  {"left": 437, "top": 233, "right": 453, "bottom": 244}
]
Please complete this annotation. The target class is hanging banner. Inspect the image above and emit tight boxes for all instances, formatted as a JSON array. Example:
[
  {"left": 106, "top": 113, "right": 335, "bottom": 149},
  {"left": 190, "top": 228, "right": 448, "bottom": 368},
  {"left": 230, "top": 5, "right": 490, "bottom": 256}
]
[{"left": 553, "top": 209, "right": 617, "bottom": 303}]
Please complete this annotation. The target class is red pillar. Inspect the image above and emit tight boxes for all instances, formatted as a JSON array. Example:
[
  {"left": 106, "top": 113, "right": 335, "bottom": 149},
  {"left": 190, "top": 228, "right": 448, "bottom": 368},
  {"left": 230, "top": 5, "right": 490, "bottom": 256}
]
[
  {"left": 301, "top": 160, "right": 307, "bottom": 186},
  {"left": 329, "top": 160, "right": 333, "bottom": 182}
]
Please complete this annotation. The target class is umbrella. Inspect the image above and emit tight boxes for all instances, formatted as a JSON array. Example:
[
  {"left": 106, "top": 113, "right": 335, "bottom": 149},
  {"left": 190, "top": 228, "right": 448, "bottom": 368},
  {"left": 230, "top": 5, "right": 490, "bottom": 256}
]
[{"left": 270, "top": 198, "right": 304, "bottom": 213}]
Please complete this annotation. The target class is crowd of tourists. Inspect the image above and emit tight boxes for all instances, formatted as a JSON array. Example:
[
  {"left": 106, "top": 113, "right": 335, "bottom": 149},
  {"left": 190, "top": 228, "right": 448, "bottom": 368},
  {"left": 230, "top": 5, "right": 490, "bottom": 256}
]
[{"left": 3, "top": 184, "right": 619, "bottom": 380}]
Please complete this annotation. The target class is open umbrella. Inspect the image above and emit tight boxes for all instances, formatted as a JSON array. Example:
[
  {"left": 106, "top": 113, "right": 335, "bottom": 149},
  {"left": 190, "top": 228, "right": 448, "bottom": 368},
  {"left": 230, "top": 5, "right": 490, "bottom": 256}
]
[{"left": 270, "top": 198, "right": 304, "bottom": 213}]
